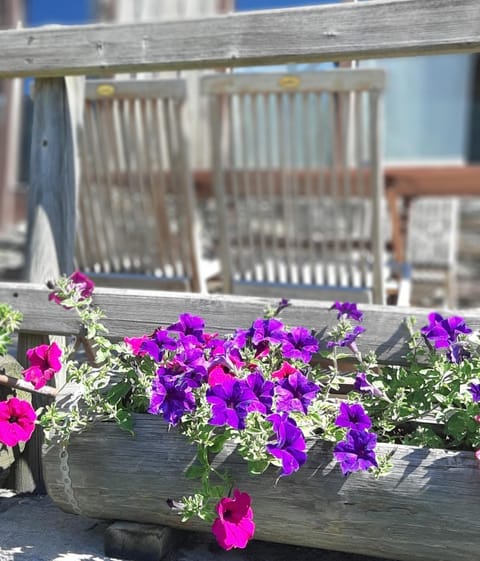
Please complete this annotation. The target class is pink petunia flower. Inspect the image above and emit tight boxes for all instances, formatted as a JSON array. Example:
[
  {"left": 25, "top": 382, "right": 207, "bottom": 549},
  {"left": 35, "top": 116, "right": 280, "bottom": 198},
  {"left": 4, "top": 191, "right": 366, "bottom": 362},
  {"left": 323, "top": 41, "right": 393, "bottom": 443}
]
[
  {"left": 124, "top": 335, "right": 150, "bottom": 356},
  {"left": 49, "top": 270, "right": 95, "bottom": 307},
  {"left": 271, "top": 361, "right": 299, "bottom": 380},
  {"left": 212, "top": 489, "right": 255, "bottom": 550},
  {"left": 476, "top": 449, "right": 480, "bottom": 462},
  {"left": 0, "top": 397, "right": 37, "bottom": 447},
  {"left": 23, "top": 342, "right": 62, "bottom": 390},
  {"left": 208, "top": 365, "right": 235, "bottom": 387}
]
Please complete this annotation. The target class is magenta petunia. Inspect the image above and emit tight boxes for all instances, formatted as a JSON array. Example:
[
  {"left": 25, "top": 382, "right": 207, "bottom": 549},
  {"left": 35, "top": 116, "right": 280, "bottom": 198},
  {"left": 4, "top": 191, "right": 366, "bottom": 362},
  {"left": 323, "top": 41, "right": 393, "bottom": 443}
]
[
  {"left": 23, "top": 342, "right": 62, "bottom": 390},
  {"left": 124, "top": 335, "right": 150, "bottom": 356},
  {"left": 0, "top": 397, "right": 37, "bottom": 447},
  {"left": 271, "top": 361, "right": 299, "bottom": 380},
  {"left": 49, "top": 270, "right": 94, "bottom": 307},
  {"left": 212, "top": 489, "right": 255, "bottom": 550},
  {"left": 69, "top": 271, "right": 95, "bottom": 298},
  {"left": 208, "top": 365, "right": 235, "bottom": 387}
]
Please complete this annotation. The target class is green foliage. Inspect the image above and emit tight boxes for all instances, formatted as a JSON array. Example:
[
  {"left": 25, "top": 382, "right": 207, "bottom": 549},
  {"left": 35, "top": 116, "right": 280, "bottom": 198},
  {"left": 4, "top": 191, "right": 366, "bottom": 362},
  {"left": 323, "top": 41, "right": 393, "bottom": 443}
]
[{"left": 0, "top": 303, "right": 22, "bottom": 357}]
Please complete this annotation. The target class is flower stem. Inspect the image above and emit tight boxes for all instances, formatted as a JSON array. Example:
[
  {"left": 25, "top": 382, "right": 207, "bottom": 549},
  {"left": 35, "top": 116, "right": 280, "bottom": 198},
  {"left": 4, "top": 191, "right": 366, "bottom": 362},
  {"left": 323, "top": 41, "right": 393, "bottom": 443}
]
[{"left": 0, "top": 371, "right": 58, "bottom": 397}]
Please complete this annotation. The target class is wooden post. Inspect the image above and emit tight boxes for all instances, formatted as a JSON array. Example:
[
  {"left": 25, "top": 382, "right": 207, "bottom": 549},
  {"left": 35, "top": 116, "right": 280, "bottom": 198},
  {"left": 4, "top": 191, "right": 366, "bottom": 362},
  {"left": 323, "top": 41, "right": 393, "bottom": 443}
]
[
  {"left": 24, "top": 76, "right": 84, "bottom": 282},
  {"left": 8, "top": 76, "right": 84, "bottom": 494},
  {"left": 0, "top": 0, "right": 24, "bottom": 233}
]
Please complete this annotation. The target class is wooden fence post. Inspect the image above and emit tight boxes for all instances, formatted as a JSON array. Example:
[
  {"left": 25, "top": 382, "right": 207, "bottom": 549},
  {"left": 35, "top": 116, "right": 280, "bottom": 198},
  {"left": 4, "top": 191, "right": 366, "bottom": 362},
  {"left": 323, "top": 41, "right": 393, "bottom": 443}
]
[{"left": 8, "top": 76, "right": 84, "bottom": 494}]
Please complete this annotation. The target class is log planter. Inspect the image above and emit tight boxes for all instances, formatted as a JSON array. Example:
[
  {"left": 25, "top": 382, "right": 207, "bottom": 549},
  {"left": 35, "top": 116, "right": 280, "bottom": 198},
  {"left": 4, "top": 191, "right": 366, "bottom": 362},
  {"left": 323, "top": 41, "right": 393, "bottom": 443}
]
[
  {"left": 43, "top": 410, "right": 480, "bottom": 561},
  {"left": 3, "top": 283, "right": 480, "bottom": 561}
]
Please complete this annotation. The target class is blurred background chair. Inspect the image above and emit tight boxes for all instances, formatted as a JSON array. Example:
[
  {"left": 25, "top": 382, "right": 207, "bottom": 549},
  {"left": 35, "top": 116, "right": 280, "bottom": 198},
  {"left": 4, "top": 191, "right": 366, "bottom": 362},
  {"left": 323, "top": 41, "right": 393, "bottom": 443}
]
[
  {"left": 202, "top": 69, "right": 408, "bottom": 305},
  {"left": 405, "top": 197, "right": 459, "bottom": 308},
  {"left": 75, "top": 79, "right": 204, "bottom": 291}
]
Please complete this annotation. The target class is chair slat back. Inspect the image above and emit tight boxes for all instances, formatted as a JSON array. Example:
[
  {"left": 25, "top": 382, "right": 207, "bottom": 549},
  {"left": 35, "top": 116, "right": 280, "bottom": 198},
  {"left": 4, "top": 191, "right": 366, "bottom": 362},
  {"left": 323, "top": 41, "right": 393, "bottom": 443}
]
[
  {"left": 202, "top": 69, "right": 386, "bottom": 304},
  {"left": 76, "top": 79, "right": 203, "bottom": 292},
  {"left": 406, "top": 196, "right": 459, "bottom": 308}
]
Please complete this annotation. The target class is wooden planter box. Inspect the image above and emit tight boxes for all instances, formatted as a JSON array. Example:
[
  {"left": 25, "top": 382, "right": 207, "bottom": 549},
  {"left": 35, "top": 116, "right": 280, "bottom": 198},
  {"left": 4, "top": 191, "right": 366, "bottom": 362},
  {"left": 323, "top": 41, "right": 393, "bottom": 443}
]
[{"left": 43, "top": 412, "right": 480, "bottom": 561}]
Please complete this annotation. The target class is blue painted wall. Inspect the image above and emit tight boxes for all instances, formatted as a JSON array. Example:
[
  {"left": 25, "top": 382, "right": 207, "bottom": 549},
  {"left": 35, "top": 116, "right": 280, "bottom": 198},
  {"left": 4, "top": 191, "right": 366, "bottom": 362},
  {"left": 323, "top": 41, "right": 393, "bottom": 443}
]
[{"left": 26, "top": 0, "right": 91, "bottom": 26}]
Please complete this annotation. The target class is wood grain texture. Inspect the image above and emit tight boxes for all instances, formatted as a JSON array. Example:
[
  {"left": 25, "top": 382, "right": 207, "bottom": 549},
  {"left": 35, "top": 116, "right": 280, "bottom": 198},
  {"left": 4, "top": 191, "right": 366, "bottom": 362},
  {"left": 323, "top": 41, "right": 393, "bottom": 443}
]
[
  {"left": 42, "top": 413, "right": 480, "bottom": 561},
  {"left": 0, "top": 282, "right": 479, "bottom": 367},
  {"left": 0, "top": 0, "right": 479, "bottom": 78},
  {"left": 25, "top": 77, "right": 83, "bottom": 283}
]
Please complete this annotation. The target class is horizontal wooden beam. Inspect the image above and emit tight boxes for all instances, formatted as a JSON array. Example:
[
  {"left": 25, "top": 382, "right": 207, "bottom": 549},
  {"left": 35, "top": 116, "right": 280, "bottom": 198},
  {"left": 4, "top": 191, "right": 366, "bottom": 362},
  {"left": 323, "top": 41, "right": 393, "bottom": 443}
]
[
  {"left": 0, "top": 282, "right": 478, "bottom": 367},
  {"left": 84, "top": 168, "right": 376, "bottom": 198},
  {"left": 385, "top": 165, "right": 480, "bottom": 197},
  {"left": 1, "top": 0, "right": 480, "bottom": 78}
]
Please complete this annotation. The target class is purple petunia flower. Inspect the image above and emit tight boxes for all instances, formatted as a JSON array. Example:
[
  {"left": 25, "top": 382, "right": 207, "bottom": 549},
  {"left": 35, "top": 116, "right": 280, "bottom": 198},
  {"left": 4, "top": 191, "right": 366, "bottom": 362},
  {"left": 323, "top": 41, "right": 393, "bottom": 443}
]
[
  {"left": 335, "top": 402, "right": 372, "bottom": 431},
  {"left": 274, "top": 298, "right": 291, "bottom": 316},
  {"left": 167, "top": 313, "right": 205, "bottom": 342},
  {"left": 334, "top": 429, "right": 378, "bottom": 476},
  {"left": 327, "top": 325, "right": 366, "bottom": 352},
  {"left": 251, "top": 318, "right": 285, "bottom": 346},
  {"left": 354, "top": 372, "right": 382, "bottom": 398},
  {"left": 266, "top": 413, "right": 307, "bottom": 476},
  {"left": 275, "top": 372, "right": 320, "bottom": 414},
  {"left": 245, "top": 371, "right": 274, "bottom": 415},
  {"left": 148, "top": 373, "right": 196, "bottom": 426},
  {"left": 281, "top": 327, "right": 319, "bottom": 363},
  {"left": 330, "top": 301, "right": 364, "bottom": 322},
  {"left": 421, "top": 312, "right": 472, "bottom": 363},
  {"left": 206, "top": 377, "right": 258, "bottom": 430},
  {"left": 469, "top": 382, "right": 480, "bottom": 403},
  {"left": 140, "top": 329, "right": 178, "bottom": 362}
]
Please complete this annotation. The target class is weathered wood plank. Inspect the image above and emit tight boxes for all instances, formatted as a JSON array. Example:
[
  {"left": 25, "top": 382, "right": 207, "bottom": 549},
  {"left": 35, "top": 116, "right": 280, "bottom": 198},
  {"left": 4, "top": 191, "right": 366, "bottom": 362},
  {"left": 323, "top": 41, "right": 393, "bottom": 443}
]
[
  {"left": 85, "top": 79, "right": 186, "bottom": 100},
  {"left": 25, "top": 77, "right": 84, "bottom": 282},
  {"left": 42, "top": 413, "right": 480, "bottom": 561},
  {"left": 202, "top": 69, "right": 386, "bottom": 94},
  {"left": 0, "top": 282, "right": 478, "bottom": 367},
  {"left": 0, "top": 0, "right": 478, "bottom": 78}
]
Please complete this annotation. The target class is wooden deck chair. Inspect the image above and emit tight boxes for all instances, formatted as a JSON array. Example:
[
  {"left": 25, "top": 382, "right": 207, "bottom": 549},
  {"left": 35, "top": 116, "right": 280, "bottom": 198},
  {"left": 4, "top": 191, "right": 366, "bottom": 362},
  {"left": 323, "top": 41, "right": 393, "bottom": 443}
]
[
  {"left": 406, "top": 197, "right": 459, "bottom": 308},
  {"left": 203, "top": 69, "right": 407, "bottom": 305},
  {"left": 75, "top": 79, "right": 204, "bottom": 292}
]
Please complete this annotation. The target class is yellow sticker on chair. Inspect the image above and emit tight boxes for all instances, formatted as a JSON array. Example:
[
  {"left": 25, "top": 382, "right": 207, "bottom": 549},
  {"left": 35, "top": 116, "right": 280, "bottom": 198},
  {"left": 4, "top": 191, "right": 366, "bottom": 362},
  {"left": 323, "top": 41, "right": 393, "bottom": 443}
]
[
  {"left": 96, "top": 84, "right": 116, "bottom": 97},
  {"left": 279, "top": 76, "right": 301, "bottom": 90}
]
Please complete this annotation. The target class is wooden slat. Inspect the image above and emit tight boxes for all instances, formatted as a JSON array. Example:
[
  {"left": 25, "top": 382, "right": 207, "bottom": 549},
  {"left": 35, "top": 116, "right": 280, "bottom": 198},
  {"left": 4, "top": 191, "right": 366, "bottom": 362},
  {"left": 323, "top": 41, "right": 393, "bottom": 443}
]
[
  {"left": 369, "top": 88, "right": 386, "bottom": 304},
  {"left": 85, "top": 79, "right": 186, "bottom": 100},
  {"left": 0, "top": 283, "right": 478, "bottom": 367},
  {"left": 202, "top": 69, "right": 386, "bottom": 95},
  {"left": 1, "top": 0, "right": 480, "bottom": 78}
]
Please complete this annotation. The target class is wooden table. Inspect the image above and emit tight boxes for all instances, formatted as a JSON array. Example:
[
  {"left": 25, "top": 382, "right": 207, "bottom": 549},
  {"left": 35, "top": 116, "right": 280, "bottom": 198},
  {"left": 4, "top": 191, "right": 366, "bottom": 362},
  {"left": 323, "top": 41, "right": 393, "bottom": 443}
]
[{"left": 385, "top": 165, "right": 480, "bottom": 262}]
